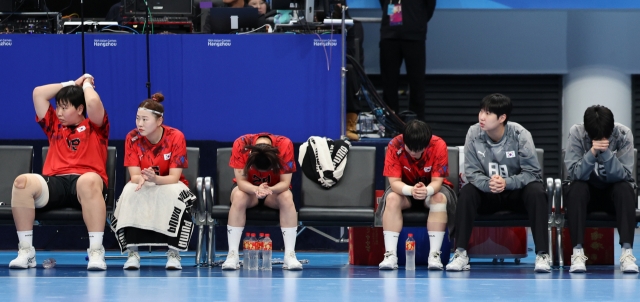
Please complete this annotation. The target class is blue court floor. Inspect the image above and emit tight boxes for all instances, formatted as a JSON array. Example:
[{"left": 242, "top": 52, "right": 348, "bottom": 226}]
[{"left": 2, "top": 229, "right": 640, "bottom": 302}]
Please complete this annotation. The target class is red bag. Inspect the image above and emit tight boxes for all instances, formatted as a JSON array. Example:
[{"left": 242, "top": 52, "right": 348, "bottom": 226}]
[{"left": 349, "top": 190, "right": 385, "bottom": 265}]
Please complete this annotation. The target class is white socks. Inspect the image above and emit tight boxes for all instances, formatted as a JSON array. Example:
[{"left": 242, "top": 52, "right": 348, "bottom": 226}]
[
  {"left": 573, "top": 248, "right": 584, "bottom": 255},
  {"left": 456, "top": 248, "right": 467, "bottom": 257},
  {"left": 227, "top": 226, "right": 244, "bottom": 254},
  {"left": 383, "top": 231, "right": 400, "bottom": 255},
  {"left": 88, "top": 232, "right": 104, "bottom": 250},
  {"left": 17, "top": 230, "right": 33, "bottom": 247},
  {"left": 281, "top": 227, "right": 297, "bottom": 254},
  {"left": 428, "top": 231, "right": 445, "bottom": 253}
]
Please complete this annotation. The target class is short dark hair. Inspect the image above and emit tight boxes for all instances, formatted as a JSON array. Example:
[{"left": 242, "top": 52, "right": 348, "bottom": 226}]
[
  {"left": 403, "top": 120, "right": 432, "bottom": 151},
  {"left": 55, "top": 86, "right": 86, "bottom": 117},
  {"left": 244, "top": 144, "right": 281, "bottom": 174},
  {"left": 583, "top": 105, "right": 614, "bottom": 140},
  {"left": 480, "top": 93, "right": 512, "bottom": 125}
]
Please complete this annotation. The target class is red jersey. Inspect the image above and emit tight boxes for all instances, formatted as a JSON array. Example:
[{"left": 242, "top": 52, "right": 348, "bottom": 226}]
[
  {"left": 124, "top": 125, "right": 189, "bottom": 186},
  {"left": 38, "top": 105, "right": 110, "bottom": 185},
  {"left": 383, "top": 134, "right": 452, "bottom": 188},
  {"left": 229, "top": 133, "right": 296, "bottom": 187}
]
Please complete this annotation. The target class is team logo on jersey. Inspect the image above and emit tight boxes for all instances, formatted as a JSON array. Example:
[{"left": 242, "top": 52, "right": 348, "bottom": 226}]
[
  {"left": 477, "top": 151, "right": 485, "bottom": 158},
  {"left": 77, "top": 125, "right": 86, "bottom": 133},
  {"left": 67, "top": 138, "right": 80, "bottom": 151},
  {"left": 397, "top": 148, "right": 402, "bottom": 155},
  {"left": 403, "top": 166, "right": 411, "bottom": 172},
  {"left": 164, "top": 152, "right": 171, "bottom": 160},
  {"left": 424, "top": 166, "right": 432, "bottom": 172},
  {"left": 506, "top": 151, "right": 516, "bottom": 158}
]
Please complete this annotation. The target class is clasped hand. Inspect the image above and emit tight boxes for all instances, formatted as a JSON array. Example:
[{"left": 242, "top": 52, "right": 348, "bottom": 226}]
[
  {"left": 489, "top": 174, "right": 506, "bottom": 193},
  {"left": 135, "top": 167, "right": 157, "bottom": 191},
  {"left": 255, "top": 183, "right": 273, "bottom": 198},
  {"left": 412, "top": 182, "right": 428, "bottom": 200}
]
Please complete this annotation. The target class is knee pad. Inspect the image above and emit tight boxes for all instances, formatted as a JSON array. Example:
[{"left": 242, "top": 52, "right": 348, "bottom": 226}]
[
  {"left": 428, "top": 200, "right": 447, "bottom": 213},
  {"left": 12, "top": 174, "right": 49, "bottom": 209}
]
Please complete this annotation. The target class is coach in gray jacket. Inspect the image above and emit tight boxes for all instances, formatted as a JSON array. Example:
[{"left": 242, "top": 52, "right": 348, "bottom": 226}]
[
  {"left": 563, "top": 105, "right": 638, "bottom": 273},
  {"left": 446, "top": 93, "right": 551, "bottom": 273}
]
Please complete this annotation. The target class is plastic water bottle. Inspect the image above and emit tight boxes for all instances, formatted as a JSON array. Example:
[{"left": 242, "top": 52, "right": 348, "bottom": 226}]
[
  {"left": 405, "top": 233, "right": 415, "bottom": 270},
  {"left": 43, "top": 258, "right": 56, "bottom": 269},
  {"left": 262, "top": 234, "right": 272, "bottom": 270},
  {"left": 248, "top": 233, "right": 259, "bottom": 270},
  {"left": 258, "top": 233, "right": 265, "bottom": 268},
  {"left": 242, "top": 232, "right": 251, "bottom": 268}
]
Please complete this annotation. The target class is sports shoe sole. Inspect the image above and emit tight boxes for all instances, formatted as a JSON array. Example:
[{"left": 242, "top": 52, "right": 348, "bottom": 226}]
[
  {"left": 534, "top": 267, "right": 551, "bottom": 273},
  {"left": 378, "top": 265, "right": 398, "bottom": 270},
  {"left": 221, "top": 264, "right": 240, "bottom": 270},
  {"left": 428, "top": 265, "right": 444, "bottom": 271},
  {"left": 283, "top": 265, "right": 303, "bottom": 271},
  {"left": 87, "top": 266, "right": 107, "bottom": 271},
  {"left": 445, "top": 265, "right": 470, "bottom": 271},
  {"left": 123, "top": 265, "right": 140, "bottom": 270},
  {"left": 569, "top": 267, "right": 586, "bottom": 273}
]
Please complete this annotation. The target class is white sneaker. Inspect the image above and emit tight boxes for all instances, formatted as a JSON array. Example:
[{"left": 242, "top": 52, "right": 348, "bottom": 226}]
[
  {"left": 87, "top": 246, "right": 107, "bottom": 271},
  {"left": 620, "top": 250, "right": 639, "bottom": 273},
  {"left": 428, "top": 251, "right": 444, "bottom": 270},
  {"left": 221, "top": 250, "right": 240, "bottom": 270},
  {"left": 123, "top": 250, "right": 140, "bottom": 270},
  {"left": 166, "top": 250, "right": 182, "bottom": 270},
  {"left": 534, "top": 253, "right": 552, "bottom": 273},
  {"left": 378, "top": 252, "right": 398, "bottom": 270},
  {"left": 569, "top": 250, "right": 587, "bottom": 273},
  {"left": 445, "top": 250, "right": 470, "bottom": 271},
  {"left": 283, "top": 251, "right": 303, "bottom": 270},
  {"left": 9, "top": 243, "right": 36, "bottom": 269}
]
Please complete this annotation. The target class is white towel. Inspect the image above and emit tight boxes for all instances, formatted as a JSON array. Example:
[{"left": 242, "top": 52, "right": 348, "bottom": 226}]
[{"left": 114, "top": 182, "right": 194, "bottom": 237}]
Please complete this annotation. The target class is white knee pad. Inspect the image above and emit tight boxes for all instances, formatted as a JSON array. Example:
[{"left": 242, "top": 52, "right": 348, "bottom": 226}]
[
  {"left": 33, "top": 175, "right": 49, "bottom": 208},
  {"left": 428, "top": 199, "right": 447, "bottom": 213}
]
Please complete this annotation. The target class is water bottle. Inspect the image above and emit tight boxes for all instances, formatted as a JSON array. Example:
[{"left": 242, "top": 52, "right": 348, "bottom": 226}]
[
  {"left": 248, "top": 233, "right": 259, "bottom": 270},
  {"left": 258, "top": 233, "right": 265, "bottom": 268},
  {"left": 405, "top": 233, "right": 415, "bottom": 270},
  {"left": 262, "top": 234, "right": 272, "bottom": 270},
  {"left": 43, "top": 258, "right": 56, "bottom": 269},
  {"left": 242, "top": 232, "right": 251, "bottom": 268}
]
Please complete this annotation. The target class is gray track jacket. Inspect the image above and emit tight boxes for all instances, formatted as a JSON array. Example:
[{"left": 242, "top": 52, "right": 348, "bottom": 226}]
[
  {"left": 464, "top": 122, "right": 542, "bottom": 192},
  {"left": 564, "top": 123, "right": 635, "bottom": 189}
]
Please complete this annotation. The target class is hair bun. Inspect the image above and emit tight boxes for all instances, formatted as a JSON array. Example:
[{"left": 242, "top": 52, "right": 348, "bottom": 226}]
[{"left": 151, "top": 92, "right": 165, "bottom": 103}]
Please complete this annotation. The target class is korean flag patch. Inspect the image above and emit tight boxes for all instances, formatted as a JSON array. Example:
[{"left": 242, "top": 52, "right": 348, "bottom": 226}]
[
  {"left": 164, "top": 152, "right": 171, "bottom": 160},
  {"left": 506, "top": 151, "right": 516, "bottom": 158},
  {"left": 424, "top": 166, "right": 432, "bottom": 172}
]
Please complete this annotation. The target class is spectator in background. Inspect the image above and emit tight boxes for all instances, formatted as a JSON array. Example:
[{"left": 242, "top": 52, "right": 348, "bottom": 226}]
[
  {"left": 248, "top": 0, "right": 268, "bottom": 15},
  {"left": 379, "top": 0, "right": 436, "bottom": 122}
]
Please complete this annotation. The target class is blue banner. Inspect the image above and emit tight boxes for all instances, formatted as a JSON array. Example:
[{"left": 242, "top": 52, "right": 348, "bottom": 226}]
[{"left": 0, "top": 34, "right": 341, "bottom": 142}]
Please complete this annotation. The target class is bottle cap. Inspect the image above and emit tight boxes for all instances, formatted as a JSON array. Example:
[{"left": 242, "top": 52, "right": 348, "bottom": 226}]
[
  {"left": 265, "top": 233, "right": 270, "bottom": 237},
  {"left": 251, "top": 233, "right": 256, "bottom": 236},
  {"left": 408, "top": 233, "right": 413, "bottom": 237},
  {"left": 246, "top": 232, "right": 250, "bottom": 236},
  {"left": 259, "top": 233, "right": 264, "bottom": 236}
]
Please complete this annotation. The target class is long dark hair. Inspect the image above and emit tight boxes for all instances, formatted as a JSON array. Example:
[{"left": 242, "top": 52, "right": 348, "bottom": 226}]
[{"left": 244, "top": 144, "right": 281, "bottom": 175}]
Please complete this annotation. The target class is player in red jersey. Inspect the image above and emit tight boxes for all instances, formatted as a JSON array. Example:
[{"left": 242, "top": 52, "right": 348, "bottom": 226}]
[
  {"left": 221, "top": 133, "right": 303, "bottom": 270},
  {"left": 378, "top": 120, "right": 457, "bottom": 270},
  {"left": 110, "top": 93, "right": 194, "bottom": 271},
  {"left": 10, "top": 74, "right": 110, "bottom": 270}
]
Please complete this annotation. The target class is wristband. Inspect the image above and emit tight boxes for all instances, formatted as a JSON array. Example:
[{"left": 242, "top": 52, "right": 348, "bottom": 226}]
[
  {"left": 402, "top": 185, "right": 413, "bottom": 196},
  {"left": 61, "top": 80, "right": 75, "bottom": 87},
  {"left": 83, "top": 73, "right": 93, "bottom": 79},
  {"left": 426, "top": 185, "right": 435, "bottom": 197},
  {"left": 82, "top": 82, "right": 93, "bottom": 91}
]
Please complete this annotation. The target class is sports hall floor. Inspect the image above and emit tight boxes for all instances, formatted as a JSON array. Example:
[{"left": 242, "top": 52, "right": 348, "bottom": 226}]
[{"left": 1, "top": 231, "right": 639, "bottom": 301}]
